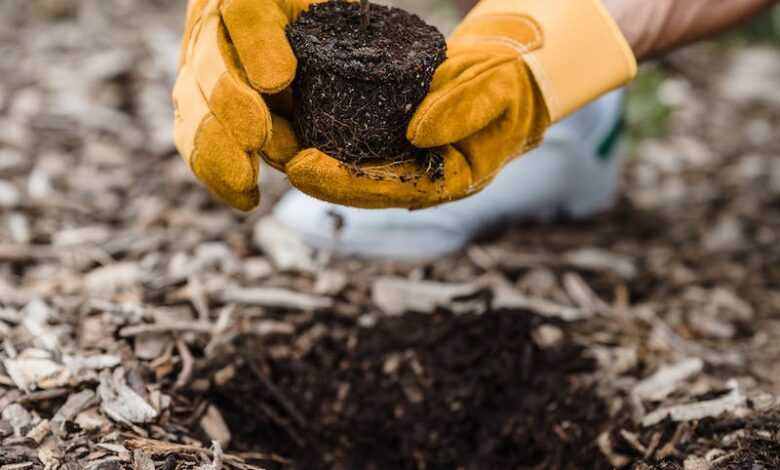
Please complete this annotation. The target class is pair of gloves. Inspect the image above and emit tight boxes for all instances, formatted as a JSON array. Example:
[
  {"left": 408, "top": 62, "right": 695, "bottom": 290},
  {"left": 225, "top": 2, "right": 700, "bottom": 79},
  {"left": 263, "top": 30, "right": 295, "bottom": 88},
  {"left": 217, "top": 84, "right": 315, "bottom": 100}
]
[{"left": 173, "top": 0, "right": 637, "bottom": 211}]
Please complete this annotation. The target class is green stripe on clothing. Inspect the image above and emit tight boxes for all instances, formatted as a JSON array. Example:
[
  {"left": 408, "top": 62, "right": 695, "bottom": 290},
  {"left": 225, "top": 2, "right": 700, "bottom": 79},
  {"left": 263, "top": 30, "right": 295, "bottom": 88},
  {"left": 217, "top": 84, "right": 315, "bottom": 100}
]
[{"left": 597, "top": 117, "right": 625, "bottom": 161}]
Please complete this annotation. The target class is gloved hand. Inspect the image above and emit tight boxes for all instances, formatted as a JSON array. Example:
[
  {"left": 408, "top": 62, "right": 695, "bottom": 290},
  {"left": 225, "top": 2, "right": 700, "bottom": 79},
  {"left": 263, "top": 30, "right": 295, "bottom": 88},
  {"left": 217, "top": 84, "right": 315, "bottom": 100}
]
[
  {"left": 404, "top": 0, "right": 639, "bottom": 203},
  {"left": 174, "top": 0, "right": 637, "bottom": 211},
  {"left": 280, "top": 0, "right": 638, "bottom": 209},
  {"left": 173, "top": 0, "right": 318, "bottom": 210}
]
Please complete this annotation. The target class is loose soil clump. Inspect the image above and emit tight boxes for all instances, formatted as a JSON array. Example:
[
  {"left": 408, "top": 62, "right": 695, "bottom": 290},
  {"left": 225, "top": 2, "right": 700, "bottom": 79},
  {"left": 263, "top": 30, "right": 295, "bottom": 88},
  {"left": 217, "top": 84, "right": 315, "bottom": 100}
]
[
  {"left": 287, "top": 0, "right": 446, "bottom": 168},
  {"left": 213, "top": 310, "right": 610, "bottom": 469}
]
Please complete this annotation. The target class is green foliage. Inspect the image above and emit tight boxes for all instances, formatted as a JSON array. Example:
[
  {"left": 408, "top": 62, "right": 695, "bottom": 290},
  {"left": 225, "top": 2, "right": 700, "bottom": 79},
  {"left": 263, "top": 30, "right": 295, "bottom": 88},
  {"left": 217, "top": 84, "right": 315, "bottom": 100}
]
[
  {"left": 722, "top": 5, "right": 780, "bottom": 45},
  {"left": 625, "top": 65, "right": 672, "bottom": 144}
]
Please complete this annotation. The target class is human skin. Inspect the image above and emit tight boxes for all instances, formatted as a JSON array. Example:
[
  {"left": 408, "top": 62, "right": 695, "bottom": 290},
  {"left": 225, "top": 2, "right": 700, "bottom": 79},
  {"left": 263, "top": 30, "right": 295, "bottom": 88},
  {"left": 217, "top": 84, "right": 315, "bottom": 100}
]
[{"left": 454, "top": 0, "right": 779, "bottom": 60}]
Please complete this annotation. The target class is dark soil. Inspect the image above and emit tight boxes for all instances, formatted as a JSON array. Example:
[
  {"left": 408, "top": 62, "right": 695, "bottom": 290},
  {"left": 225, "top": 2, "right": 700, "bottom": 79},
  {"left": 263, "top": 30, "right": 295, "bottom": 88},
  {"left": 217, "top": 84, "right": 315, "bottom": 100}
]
[
  {"left": 287, "top": 0, "right": 446, "bottom": 167},
  {"left": 212, "top": 310, "right": 610, "bottom": 470}
]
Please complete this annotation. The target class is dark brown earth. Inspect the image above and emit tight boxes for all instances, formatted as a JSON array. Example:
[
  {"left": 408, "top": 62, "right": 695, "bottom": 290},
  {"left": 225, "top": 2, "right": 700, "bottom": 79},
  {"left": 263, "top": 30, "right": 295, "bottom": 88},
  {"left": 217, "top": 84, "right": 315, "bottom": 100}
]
[
  {"left": 212, "top": 310, "right": 608, "bottom": 470},
  {"left": 286, "top": 0, "right": 446, "bottom": 166}
]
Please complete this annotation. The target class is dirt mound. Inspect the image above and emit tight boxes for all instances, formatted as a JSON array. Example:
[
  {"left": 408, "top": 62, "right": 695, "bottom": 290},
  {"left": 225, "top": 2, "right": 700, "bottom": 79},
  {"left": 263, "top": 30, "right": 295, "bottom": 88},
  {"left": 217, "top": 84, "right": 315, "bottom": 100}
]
[{"left": 214, "top": 310, "right": 609, "bottom": 469}]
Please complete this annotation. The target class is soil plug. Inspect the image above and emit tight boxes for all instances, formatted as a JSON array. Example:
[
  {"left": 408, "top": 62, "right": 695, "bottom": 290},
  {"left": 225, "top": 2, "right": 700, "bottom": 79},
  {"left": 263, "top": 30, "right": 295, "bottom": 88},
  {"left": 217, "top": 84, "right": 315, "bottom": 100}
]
[{"left": 287, "top": 0, "right": 446, "bottom": 168}]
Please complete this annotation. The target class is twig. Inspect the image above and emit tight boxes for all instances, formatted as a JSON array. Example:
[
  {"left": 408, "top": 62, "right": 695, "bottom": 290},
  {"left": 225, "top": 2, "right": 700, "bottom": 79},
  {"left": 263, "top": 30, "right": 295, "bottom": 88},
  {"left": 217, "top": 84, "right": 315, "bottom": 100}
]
[
  {"left": 174, "top": 339, "right": 194, "bottom": 390},
  {"left": 258, "top": 402, "right": 306, "bottom": 448},
  {"left": 642, "top": 380, "right": 746, "bottom": 427},
  {"left": 15, "top": 388, "right": 69, "bottom": 404},
  {"left": 632, "top": 358, "right": 704, "bottom": 401},
  {"left": 221, "top": 287, "right": 333, "bottom": 311},
  {"left": 187, "top": 276, "right": 210, "bottom": 322},
  {"left": 124, "top": 437, "right": 269, "bottom": 469},
  {"left": 235, "top": 452, "right": 291, "bottom": 465},
  {"left": 248, "top": 358, "right": 308, "bottom": 430},
  {"left": 118, "top": 321, "right": 214, "bottom": 337},
  {"left": 360, "top": 0, "right": 370, "bottom": 28},
  {"left": 0, "top": 244, "right": 57, "bottom": 262}
]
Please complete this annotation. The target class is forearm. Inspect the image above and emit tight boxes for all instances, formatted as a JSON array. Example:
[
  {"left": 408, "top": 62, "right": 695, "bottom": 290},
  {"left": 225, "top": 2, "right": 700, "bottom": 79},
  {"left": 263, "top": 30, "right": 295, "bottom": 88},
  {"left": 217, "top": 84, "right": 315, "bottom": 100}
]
[
  {"left": 456, "top": 0, "right": 778, "bottom": 61},
  {"left": 602, "top": 0, "right": 777, "bottom": 60}
]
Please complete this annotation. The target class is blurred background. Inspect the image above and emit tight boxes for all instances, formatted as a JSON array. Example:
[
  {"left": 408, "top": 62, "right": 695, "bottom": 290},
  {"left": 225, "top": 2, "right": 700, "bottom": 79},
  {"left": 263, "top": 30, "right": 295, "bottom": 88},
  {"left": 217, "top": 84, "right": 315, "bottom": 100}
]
[{"left": 1, "top": 1, "right": 780, "bottom": 468}]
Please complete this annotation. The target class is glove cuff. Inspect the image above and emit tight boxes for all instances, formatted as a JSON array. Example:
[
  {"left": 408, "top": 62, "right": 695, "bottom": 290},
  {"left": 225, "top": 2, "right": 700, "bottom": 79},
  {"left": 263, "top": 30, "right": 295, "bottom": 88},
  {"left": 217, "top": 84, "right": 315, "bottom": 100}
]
[{"left": 460, "top": 0, "right": 637, "bottom": 122}]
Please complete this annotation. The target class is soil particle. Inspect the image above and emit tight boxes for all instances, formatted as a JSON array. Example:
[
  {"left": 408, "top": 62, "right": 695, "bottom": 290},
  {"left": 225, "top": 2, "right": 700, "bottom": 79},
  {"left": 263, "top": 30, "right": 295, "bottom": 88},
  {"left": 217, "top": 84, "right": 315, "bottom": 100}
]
[{"left": 287, "top": 0, "right": 447, "bottom": 168}]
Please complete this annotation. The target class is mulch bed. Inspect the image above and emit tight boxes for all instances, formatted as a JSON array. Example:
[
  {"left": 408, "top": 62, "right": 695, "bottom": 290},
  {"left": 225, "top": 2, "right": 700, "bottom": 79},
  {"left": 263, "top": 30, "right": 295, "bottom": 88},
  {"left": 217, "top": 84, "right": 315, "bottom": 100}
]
[{"left": 1, "top": 1, "right": 779, "bottom": 469}]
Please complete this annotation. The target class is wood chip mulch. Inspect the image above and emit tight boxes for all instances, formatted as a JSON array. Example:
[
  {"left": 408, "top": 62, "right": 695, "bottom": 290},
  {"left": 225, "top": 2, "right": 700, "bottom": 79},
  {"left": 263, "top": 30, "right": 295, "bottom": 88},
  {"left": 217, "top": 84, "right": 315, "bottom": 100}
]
[{"left": 1, "top": 1, "right": 779, "bottom": 469}]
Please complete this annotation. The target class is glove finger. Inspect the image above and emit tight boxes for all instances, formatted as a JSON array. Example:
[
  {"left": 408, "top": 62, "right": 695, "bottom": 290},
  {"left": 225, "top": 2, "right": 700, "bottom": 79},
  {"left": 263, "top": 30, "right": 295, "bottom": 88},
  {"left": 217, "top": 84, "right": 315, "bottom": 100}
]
[
  {"left": 453, "top": 124, "right": 522, "bottom": 188},
  {"left": 190, "top": 7, "right": 272, "bottom": 152},
  {"left": 285, "top": 146, "right": 473, "bottom": 209},
  {"left": 221, "top": 0, "right": 300, "bottom": 94},
  {"left": 179, "top": 0, "right": 210, "bottom": 69},
  {"left": 407, "top": 49, "right": 522, "bottom": 148},
  {"left": 191, "top": 115, "right": 261, "bottom": 211},
  {"left": 174, "top": 62, "right": 260, "bottom": 211},
  {"left": 263, "top": 113, "right": 301, "bottom": 170},
  {"left": 444, "top": 78, "right": 550, "bottom": 184},
  {"left": 261, "top": 88, "right": 297, "bottom": 168},
  {"left": 173, "top": 61, "right": 210, "bottom": 167}
]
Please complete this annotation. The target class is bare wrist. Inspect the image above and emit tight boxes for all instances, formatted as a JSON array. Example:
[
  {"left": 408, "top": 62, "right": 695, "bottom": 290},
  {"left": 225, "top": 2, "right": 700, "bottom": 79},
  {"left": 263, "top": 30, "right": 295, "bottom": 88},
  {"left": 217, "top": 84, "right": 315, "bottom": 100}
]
[{"left": 602, "top": 0, "right": 778, "bottom": 61}]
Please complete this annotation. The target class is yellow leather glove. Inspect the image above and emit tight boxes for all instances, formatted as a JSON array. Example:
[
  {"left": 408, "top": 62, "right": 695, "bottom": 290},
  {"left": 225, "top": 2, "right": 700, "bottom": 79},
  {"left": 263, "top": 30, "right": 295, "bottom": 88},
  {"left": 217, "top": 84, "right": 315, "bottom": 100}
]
[
  {"left": 174, "top": 0, "right": 636, "bottom": 211},
  {"left": 278, "top": 0, "right": 638, "bottom": 209},
  {"left": 173, "top": 0, "right": 318, "bottom": 210}
]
